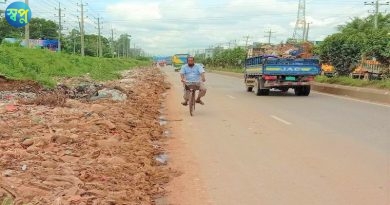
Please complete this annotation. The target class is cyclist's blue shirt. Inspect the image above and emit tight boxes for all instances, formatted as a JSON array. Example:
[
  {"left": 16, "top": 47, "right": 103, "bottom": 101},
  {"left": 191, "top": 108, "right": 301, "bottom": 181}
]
[{"left": 180, "top": 63, "right": 205, "bottom": 82}]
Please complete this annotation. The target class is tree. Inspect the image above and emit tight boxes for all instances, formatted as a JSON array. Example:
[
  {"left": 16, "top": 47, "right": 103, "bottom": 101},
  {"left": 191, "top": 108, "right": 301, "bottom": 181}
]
[
  {"left": 317, "top": 13, "right": 390, "bottom": 75},
  {"left": 28, "top": 18, "right": 58, "bottom": 39},
  {"left": 0, "top": 18, "right": 23, "bottom": 42},
  {"left": 116, "top": 34, "right": 131, "bottom": 58},
  {"left": 205, "top": 47, "right": 246, "bottom": 68},
  {"left": 62, "top": 29, "right": 80, "bottom": 55}
]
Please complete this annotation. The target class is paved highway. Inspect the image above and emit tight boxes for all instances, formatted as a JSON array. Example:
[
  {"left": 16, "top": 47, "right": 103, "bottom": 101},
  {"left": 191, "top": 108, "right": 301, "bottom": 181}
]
[{"left": 163, "top": 67, "right": 390, "bottom": 205}]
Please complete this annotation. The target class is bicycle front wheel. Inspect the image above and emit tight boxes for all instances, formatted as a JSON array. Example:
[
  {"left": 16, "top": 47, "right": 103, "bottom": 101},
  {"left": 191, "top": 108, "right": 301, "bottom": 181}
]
[{"left": 189, "top": 90, "right": 195, "bottom": 116}]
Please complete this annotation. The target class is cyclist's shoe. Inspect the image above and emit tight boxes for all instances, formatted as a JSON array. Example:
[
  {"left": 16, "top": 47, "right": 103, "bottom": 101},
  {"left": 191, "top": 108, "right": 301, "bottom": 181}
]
[
  {"left": 181, "top": 101, "right": 188, "bottom": 106},
  {"left": 195, "top": 99, "right": 204, "bottom": 105}
]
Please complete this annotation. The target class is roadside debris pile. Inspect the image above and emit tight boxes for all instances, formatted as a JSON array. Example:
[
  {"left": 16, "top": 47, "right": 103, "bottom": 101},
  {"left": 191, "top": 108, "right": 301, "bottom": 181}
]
[{"left": 0, "top": 68, "right": 171, "bottom": 204}]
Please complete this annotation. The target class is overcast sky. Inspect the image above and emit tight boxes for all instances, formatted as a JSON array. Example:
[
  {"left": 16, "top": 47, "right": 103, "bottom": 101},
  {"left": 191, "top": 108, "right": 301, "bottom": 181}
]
[{"left": 2, "top": 0, "right": 378, "bottom": 56}]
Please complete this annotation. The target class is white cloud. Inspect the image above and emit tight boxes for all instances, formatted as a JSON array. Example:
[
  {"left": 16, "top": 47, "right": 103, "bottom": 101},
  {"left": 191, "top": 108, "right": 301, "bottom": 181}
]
[{"left": 107, "top": 2, "right": 161, "bottom": 21}]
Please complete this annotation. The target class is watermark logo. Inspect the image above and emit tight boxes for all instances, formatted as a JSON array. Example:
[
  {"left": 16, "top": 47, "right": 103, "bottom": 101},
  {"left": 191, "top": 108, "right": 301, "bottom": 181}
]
[{"left": 5, "top": 1, "right": 32, "bottom": 28}]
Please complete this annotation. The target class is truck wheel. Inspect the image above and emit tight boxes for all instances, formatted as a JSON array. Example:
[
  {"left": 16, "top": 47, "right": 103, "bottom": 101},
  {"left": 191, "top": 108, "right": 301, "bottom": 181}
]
[
  {"left": 295, "top": 86, "right": 310, "bottom": 96},
  {"left": 301, "top": 85, "right": 311, "bottom": 96},
  {"left": 294, "top": 87, "right": 302, "bottom": 96},
  {"left": 260, "top": 89, "right": 270, "bottom": 96},
  {"left": 279, "top": 87, "right": 289, "bottom": 92},
  {"left": 254, "top": 78, "right": 269, "bottom": 96}
]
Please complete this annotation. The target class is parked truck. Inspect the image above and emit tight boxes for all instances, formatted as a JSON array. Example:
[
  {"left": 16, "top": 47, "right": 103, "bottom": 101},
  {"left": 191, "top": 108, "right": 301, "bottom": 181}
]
[
  {"left": 244, "top": 55, "right": 321, "bottom": 96},
  {"left": 350, "top": 59, "right": 389, "bottom": 80}
]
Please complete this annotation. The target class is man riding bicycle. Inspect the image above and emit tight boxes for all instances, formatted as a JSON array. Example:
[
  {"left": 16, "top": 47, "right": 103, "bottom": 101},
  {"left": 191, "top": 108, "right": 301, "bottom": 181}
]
[{"left": 180, "top": 56, "right": 207, "bottom": 106}]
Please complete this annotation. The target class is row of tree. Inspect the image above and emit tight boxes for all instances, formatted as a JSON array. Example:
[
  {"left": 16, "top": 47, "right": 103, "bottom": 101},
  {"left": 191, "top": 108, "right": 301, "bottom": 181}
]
[
  {"left": 0, "top": 17, "right": 142, "bottom": 58},
  {"left": 315, "top": 14, "right": 390, "bottom": 75},
  {"left": 196, "top": 47, "right": 247, "bottom": 68}
]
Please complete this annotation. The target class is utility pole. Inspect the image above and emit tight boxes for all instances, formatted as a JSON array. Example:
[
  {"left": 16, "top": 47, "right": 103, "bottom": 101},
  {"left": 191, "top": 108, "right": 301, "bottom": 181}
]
[
  {"left": 244, "top": 35, "right": 250, "bottom": 49},
  {"left": 111, "top": 27, "right": 115, "bottom": 58},
  {"left": 364, "top": 0, "right": 389, "bottom": 29},
  {"left": 24, "top": 0, "right": 29, "bottom": 48},
  {"left": 95, "top": 16, "right": 102, "bottom": 57},
  {"left": 305, "top": 22, "right": 311, "bottom": 41},
  {"left": 55, "top": 2, "right": 65, "bottom": 52},
  {"left": 72, "top": 29, "right": 76, "bottom": 55},
  {"left": 126, "top": 34, "right": 131, "bottom": 58},
  {"left": 78, "top": 0, "right": 87, "bottom": 56},
  {"left": 133, "top": 43, "right": 136, "bottom": 57},
  {"left": 264, "top": 29, "right": 276, "bottom": 44}
]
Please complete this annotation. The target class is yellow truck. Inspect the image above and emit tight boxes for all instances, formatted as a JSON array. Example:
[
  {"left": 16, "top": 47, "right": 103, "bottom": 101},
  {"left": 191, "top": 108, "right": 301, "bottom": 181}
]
[{"left": 320, "top": 63, "right": 337, "bottom": 77}]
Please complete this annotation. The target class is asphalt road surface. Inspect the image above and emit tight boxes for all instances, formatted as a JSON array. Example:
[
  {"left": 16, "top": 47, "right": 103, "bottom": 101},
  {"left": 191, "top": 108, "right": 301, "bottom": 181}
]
[{"left": 163, "top": 66, "right": 390, "bottom": 205}]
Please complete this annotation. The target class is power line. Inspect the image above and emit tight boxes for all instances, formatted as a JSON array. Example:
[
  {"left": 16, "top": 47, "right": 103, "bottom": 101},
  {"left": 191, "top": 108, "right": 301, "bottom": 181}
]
[{"left": 364, "top": 0, "right": 390, "bottom": 29}]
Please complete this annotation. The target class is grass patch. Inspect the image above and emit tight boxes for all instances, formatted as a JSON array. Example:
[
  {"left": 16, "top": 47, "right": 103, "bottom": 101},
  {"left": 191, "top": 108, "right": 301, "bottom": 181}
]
[
  {"left": 0, "top": 46, "right": 151, "bottom": 87},
  {"left": 315, "top": 76, "right": 390, "bottom": 90},
  {"left": 1, "top": 197, "right": 13, "bottom": 205}
]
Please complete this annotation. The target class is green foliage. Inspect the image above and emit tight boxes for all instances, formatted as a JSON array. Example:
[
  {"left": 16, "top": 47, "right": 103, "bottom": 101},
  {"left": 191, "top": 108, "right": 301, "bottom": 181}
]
[
  {"left": 317, "top": 13, "right": 390, "bottom": 75},
  {"left": 28, "top": 18, "right": 58, "bottom": 39},
  {"left": 204, "top": 47, "right": 246, "bottom": 68},
  {"left": 206, "top": 66, "right": 243, "bottom": 73},
  {"left": 0, "top": 17, "right": 24, "bottom": 42},
  {"left": 0, "top": 17, "right": 58, "bottom": 43},
  {"left": 0, "top": 46, "right": 150, "bottom": 87}
]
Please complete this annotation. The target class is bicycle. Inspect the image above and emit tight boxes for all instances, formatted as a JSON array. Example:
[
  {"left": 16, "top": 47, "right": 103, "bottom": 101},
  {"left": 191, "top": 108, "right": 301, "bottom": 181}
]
[{"left": 184, "top": 81, "right": 201, "bottom": 116}]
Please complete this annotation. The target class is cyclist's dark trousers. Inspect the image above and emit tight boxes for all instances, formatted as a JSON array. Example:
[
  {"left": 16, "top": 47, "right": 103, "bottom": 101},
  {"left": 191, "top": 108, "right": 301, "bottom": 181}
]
[{"left": 183, "top": 82, "right": 207, "bottom": 101}]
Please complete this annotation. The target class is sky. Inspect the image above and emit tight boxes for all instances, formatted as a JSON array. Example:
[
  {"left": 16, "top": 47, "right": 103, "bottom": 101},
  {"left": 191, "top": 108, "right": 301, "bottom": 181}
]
[{"left": 1, "top": 0, "right": 378, "bottom": 56}]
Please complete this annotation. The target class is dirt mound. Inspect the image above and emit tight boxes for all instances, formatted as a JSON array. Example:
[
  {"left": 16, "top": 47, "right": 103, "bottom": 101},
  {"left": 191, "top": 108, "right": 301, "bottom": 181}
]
[
  {"left": 0, "top": 75, "right": 43, "bottom": 92},
  {"left": 0, "top": 68, "right": 172, "bottom": 204}
]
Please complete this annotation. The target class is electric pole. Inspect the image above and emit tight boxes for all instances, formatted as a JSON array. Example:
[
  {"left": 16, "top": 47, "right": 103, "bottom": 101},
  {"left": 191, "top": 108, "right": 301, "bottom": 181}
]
[
  {"left": 25, "top": 0, "right": 29, "bottom": 48},
  {"left": 55, "top": 2, "right": 65, "bottom": 52},
  {"left": 364, "top": 0, "right": 389, "bottom": 29},
  {"left": 111, "top": 27, "right": 115, "bottom": 58},
  {"left": 78, "top": 0, "right": 87, "bottom": 56},
  {"left": 264, "top": 29, "right": 276, "bottom": 44},
  {"left": 95, "top": 16, "right": 102, "bottom": 57},
  {"left": 244, "top": 35, "right": 250, "bottom": 49},
  {"left": 305, "top": 22, "right": 311, "bottom": 41}
]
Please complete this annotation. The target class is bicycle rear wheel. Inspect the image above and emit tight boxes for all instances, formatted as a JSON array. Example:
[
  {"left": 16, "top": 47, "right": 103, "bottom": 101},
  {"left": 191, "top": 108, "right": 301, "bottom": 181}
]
[{"left": 189, "top": 90, "right": 195, "bottom": 116}]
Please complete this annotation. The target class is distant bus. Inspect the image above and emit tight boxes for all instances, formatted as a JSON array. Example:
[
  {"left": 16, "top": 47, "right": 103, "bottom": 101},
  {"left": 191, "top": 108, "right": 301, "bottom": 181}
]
[{"left": 172, "top": 53, "right": 190, "bottom": 71}]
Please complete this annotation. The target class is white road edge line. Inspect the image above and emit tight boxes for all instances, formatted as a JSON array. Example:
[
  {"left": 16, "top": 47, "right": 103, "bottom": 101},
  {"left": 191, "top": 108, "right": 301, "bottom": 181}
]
[
  {"left": 271, "top": 115, "right": 292, "bottom": 125},
  {"left": 227, "top": 95, "right": 236, "bottom": 99},
  {"left": 312, "top": 91, "right": 390, "bottom": 108}
]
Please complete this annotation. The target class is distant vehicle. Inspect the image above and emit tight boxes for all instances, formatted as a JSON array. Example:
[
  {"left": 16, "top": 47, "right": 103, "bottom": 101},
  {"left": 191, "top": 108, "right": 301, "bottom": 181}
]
[
  {"left": 244, "top": 55, "right": 321, "bottom": 96},
  {"left": 158, "top": 60, "right": 166, "bottom": 66},
  {"left": 172, "top": 54, "right": 190, "bottom": 72},
  {"left": 321, "top": 63, "right": 337, "bottom": 77},
  {"left": 165, "top": 56, "right": 172, "bottom": 65},
  {"left": 350, "top": 59, "right": 389, "bottom": 80}
]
